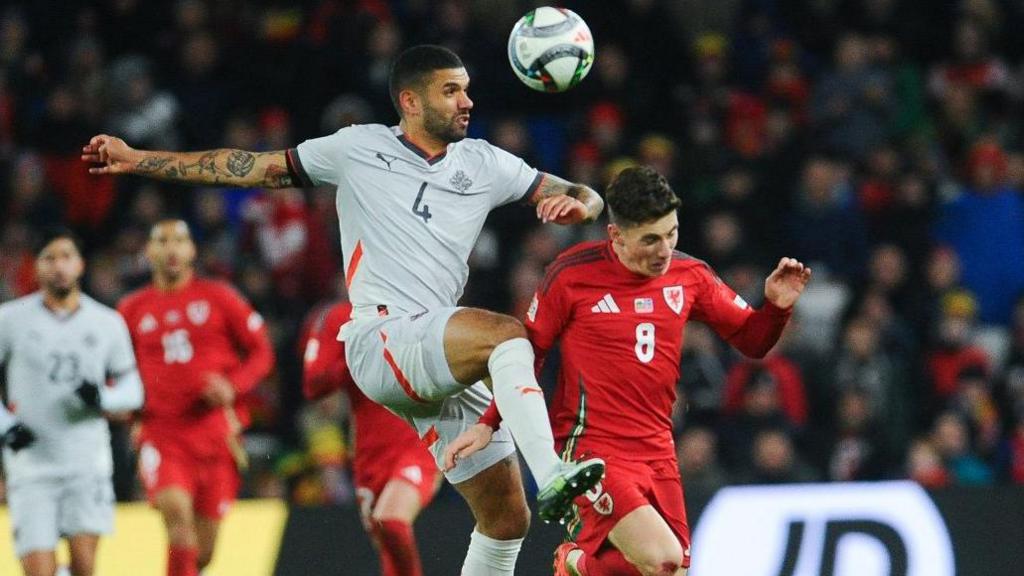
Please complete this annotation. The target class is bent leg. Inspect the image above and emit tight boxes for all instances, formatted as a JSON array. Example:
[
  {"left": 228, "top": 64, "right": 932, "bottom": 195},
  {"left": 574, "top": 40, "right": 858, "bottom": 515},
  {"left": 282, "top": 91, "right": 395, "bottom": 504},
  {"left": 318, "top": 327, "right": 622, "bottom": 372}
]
[
  {"left": 195, "top": 516, "right": 221, "bottom": 571},
  {"left": 444, "top": 308, "right": 561, "bottom": 485},
  {"left": 606, "top": 506, "right": 686, "bottom": 576},
  {"left": 454, "top": 456, "right": 530, "bottom": 575}
]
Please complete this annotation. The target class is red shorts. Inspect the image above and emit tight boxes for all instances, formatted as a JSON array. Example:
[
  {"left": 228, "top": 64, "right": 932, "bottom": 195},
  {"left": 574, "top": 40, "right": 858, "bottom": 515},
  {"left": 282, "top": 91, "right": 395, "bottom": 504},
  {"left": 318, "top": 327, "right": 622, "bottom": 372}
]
[
  {"left": 137, "top": 435, "right": 240, "bottom": 520},
  {"left": 567, "top": 456, "right": 691, "bottom": 569},
  {"left": 353, "top": 448, "right": 439, "bottom": 528}
]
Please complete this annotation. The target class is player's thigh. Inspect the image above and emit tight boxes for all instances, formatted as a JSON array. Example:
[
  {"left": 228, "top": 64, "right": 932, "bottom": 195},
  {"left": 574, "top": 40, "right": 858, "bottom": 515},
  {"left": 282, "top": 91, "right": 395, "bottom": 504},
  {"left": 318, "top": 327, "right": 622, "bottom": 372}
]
[
  {"left": 443, "top": 308, "right": 528, "bottom": 384},
  {"left": 344, "top": 309, "right": 466, "bottom": 407},
  {"left": 453, "top": 454, "right": 530, "bottom": 540},
  {"left": 8, "top": 479, "right": 60, "bottom": 559},
  {"left": 58, "top": 476, "right": 114, "bottom": 543},
  {"left": 153, "top": 487, "right": 195, "bottom": 528},
  {"left": 608, "top": 506, "right": 685, "bottom": 574}
]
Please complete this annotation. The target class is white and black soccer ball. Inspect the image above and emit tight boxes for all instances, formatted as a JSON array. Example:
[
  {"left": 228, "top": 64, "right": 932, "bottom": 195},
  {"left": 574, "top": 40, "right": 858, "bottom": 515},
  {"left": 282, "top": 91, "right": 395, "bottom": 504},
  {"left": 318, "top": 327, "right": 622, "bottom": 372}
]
[{"left": 507, "top": 7, "right": 594, "bottom": 93}]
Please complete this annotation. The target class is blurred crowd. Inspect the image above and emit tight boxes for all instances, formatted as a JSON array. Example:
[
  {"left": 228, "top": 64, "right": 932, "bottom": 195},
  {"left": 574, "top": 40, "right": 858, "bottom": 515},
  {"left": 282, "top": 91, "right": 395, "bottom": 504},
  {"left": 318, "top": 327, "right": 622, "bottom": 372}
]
[{"left": 2, "top": 0, "right": 1024, "bottom": 505}]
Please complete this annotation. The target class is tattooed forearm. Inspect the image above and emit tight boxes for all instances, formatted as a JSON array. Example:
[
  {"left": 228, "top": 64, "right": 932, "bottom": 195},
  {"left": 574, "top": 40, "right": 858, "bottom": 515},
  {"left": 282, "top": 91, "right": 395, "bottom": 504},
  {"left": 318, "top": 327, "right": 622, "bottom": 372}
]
[{"left": 131, "top": 149, "right": 292, "bottom": 188}]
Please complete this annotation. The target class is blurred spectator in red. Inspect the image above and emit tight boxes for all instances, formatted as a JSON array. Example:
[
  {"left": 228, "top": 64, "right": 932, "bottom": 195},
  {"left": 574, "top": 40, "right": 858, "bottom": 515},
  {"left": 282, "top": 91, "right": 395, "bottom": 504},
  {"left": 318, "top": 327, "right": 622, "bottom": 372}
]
[
  {"left": 927, "top": 292, "right": 992, "bottom": 401},
  {"left": 906, "top": 437, "right": 950, "bottom": 488},
  {"left": 723, "top": 350, "right": 808, "bottom": 428}
]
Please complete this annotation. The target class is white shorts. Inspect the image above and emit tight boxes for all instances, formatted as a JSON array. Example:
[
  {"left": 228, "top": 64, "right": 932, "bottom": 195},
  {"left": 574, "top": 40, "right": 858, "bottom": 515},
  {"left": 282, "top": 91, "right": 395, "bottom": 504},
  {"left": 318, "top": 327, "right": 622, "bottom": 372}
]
[
  {"left": 341, "top": 308, "right": 515, "bottom": 484},
  {"left": 7, "top": 475, "right": 114, "bottom": 556}
]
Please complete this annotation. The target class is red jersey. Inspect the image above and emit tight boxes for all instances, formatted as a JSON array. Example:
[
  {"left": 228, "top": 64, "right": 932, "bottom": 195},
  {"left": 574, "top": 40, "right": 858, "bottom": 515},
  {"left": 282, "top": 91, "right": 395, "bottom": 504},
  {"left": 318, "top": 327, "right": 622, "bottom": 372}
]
[
  {"left": 301, "top": 301, "right": 429, "bottom": 482},
  {"left": 525, "top": 241, "right": 791, "bottom": 461},
  {"left": 118, "top": 277, "right": 274, "bottom": 449}
]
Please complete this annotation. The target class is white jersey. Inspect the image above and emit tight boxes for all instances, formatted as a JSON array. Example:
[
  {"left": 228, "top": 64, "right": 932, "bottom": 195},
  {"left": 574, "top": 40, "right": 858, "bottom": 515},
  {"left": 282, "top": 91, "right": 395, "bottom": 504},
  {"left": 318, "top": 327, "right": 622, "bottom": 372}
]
[
  {"left": 292, "top": 124, "right": 541, "bottom": 318},
  {"left": 0, "top": 293, "right": 141, "bottom": 482}
]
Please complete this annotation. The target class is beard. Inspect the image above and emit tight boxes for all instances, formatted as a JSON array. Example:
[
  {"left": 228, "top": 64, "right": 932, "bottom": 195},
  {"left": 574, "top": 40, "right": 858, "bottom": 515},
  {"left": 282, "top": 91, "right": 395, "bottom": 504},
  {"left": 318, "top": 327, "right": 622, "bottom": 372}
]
[
  {"left": 423, "top": 105, "right": 467, "bottom": 144},
  {"left": 46, "top": 282, "right": 74, "bottom": 300}
]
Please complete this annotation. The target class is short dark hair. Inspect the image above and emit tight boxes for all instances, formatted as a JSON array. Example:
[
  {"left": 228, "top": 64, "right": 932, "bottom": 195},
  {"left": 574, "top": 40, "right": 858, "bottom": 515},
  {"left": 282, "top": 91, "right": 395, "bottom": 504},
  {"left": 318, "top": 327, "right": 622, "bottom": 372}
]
[
  {"left": 388, "top": 45, "right": 464, "bottom": 116},
  {"left": 605, "top": 166, "right": 681, "bottom": 227},
  {"left": 34, "top": 226, "right": 83, "bottom": 257}
]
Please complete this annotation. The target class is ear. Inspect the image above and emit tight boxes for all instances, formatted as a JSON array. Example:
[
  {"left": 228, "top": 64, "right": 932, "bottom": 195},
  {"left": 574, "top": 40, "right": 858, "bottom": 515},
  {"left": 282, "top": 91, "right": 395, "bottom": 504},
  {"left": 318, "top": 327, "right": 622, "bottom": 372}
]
[
  {"left": 399, "top": 89, "right": 421, "bottom": 117},
  {"left": 608, "top": 223, "right": 622, "bottom": 244}
]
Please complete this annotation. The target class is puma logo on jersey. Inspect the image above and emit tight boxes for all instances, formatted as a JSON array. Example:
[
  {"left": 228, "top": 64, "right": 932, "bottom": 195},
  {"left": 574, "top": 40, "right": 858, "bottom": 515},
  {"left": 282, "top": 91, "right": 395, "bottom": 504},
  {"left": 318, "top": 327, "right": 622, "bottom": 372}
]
[
  {"left": 591, "top": 294, "right": 620, "bottom": 313},
  {"left": 517, "top": 385, "right": 543, "bottom": 396},
  {"left": 375, "top": 152, "right": 397, "bottom": 170}
]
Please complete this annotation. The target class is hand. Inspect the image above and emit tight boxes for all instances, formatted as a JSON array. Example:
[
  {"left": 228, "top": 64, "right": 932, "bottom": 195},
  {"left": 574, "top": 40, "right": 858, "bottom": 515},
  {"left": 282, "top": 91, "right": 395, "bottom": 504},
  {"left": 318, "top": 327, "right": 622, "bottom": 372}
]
[
  {"left": 764, "top": 257, "right": 812, "bottom": 309},
  {"left": 75, "top": 380, "right": 102, "bottom": 410},
  {"left": 536, "top": 195, "right": 589, "bottom": 225},
  {"left": 2, "top": 423, "right": 36, "bottom": 452},
  {"left": 443, "top": 423, "right": 494, "bottom": 472},
  {"left": 201, "top": 373, "right": 236, "bottom": 407},
  {"left": 81, "top": 135, "right": 141, "bottom": 175}
]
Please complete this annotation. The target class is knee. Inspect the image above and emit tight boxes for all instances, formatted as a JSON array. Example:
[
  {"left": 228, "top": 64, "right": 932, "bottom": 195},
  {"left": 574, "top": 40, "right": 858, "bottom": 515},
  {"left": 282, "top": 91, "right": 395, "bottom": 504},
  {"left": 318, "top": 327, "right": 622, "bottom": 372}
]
[
  {"left": 633, "top": 542, "right": 684, "bottom": 576},
  {"left": 484, "top": 313, "right": 527, "bottom": 348},
  {"left": 476, "top": 501, "right": 530, "bottom": 540},
  {"left": 70, "top": 559, "right": 95, "bottom": 576}
]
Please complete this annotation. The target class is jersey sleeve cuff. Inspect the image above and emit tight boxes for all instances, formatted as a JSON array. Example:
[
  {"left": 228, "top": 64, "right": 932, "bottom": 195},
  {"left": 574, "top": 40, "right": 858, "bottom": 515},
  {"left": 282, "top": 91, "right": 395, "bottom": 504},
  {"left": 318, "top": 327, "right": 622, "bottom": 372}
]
[
  {"left": 286, "top": 148, "right": 316, "bottom": 188},
  {"left": 522, "top": 172, "right": 545, "bottom": 204}
]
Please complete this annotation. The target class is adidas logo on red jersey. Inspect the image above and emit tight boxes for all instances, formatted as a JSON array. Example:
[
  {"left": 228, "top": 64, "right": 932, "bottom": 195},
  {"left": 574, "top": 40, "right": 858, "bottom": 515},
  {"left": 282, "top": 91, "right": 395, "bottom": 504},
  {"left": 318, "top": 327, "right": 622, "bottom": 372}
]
[{"left": 590, "top": 294, "right": 620, "bottom": 313}]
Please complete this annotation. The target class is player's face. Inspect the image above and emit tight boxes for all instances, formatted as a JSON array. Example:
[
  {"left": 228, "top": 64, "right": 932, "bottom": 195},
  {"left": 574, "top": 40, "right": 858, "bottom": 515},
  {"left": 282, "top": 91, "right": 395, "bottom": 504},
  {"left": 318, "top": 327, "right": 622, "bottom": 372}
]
[
  {"left": 610, "top": 211, "right": 679, "bottom": 277},
  {"left": 146, "top": 221, "right": 196, "bottom": 281},
  {"left": 421, "top": 68, "right": 473, "bottom": 144},
  {"left": 36, "top": 238, "right": 84, "bottom": 299}
]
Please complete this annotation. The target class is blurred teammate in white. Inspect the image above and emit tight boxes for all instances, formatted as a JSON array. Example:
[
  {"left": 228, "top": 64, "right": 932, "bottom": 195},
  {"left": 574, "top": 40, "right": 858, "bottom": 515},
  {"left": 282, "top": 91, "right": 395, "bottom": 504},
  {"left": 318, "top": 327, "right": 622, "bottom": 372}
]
[
  {"left": 84, "top": 44, "right": 605, "bottom": 575},
  {"left": 0, "top": 228, "right": 144, "bottom": 576}
]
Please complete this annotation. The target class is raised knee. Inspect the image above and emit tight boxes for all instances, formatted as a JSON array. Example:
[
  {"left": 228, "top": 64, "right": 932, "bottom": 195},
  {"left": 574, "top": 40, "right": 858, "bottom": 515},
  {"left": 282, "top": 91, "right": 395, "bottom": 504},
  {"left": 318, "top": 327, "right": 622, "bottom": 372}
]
[
  {"left": 634, "top": 544, "right": 684, "bottom": 576},
  {"left": 487, "top": 314, "right": 527, "bottom": 345}
]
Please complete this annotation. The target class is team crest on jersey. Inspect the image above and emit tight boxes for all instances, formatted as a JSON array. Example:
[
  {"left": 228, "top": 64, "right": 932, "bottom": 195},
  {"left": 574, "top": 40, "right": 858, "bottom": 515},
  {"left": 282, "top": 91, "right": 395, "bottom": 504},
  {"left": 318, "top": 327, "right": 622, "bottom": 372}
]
[
  {"left": 584, "top": 481, "right": 614, "bottom": 516},
  {"left": 187, "top": 300, "right": 210, "bottom": 325},
  {"left": 663, "top": 285, "right": 684, "bottom": 314},
  {"left": 164, "top": 310, "right": 181, "bottom": 325},
  {"left": 449, "top": 170, "right": 473, "bottom": 194},
  {"left": 634, "top": 298, "right": 654, "bottom": 313},
  {"left": 139, "top": 314, "right": 157, "bottom": 334}
]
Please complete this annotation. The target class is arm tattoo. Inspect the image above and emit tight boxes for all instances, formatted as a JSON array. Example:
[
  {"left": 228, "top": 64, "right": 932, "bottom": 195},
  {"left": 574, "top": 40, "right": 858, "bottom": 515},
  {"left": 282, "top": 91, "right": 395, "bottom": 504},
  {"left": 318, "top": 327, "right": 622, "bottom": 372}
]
[
  {"left": 262, "top": 164, "right": 294, "bottom": 188},
  {"left": 136, "top": 156, "right": 174, "bottom": 173},
  {"left": 227, "top": 151, "right": 256, "bottom": 177}
]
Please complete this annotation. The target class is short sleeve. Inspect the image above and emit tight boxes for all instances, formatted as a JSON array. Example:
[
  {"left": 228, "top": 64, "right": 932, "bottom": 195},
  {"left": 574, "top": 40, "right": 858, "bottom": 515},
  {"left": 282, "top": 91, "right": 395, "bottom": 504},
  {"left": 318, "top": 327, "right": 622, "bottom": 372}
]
[
  {"left": 689, "top": 264, "right": 755, "bottom": 339},
  {"left": 292, "top": 127, "right": 352, "bottom": 187},
  {"left": 484, "top": 143, "right": 543, "bottom": 207},
  {"left": 106, "top": 313, "right": 138, "bottom": 377},
  {"left": 525, "top": 270, "right": 572, "bottom": 355}
]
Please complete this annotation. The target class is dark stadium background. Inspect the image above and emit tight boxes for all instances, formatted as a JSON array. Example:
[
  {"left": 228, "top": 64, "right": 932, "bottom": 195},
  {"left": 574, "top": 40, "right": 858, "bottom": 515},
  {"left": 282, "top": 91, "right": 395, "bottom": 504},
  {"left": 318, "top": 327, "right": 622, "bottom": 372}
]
[{"left": 2, "top": 0, "right": 1024, "bottom": 574}]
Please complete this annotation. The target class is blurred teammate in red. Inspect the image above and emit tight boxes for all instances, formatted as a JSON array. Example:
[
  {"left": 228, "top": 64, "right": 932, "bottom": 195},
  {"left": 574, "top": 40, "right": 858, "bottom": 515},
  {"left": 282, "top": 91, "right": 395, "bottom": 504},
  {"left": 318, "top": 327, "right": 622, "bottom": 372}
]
[
  {"left": 118, "top": 220, "right": 274, "bottom": 576},
  {"left": 448, "top": 167, "right": 811, "bottom": 576},
  {"left": 301, "top": 300, "right": 440, "bottom": 576}
]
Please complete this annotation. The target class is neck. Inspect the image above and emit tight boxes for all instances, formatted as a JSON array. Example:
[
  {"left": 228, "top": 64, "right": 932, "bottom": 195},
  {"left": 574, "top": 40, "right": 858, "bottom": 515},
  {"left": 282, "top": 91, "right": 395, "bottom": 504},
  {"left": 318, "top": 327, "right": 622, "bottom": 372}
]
[
  {"left": 399, "top": 120, "right": 447, "bottom": 157},
  {"left": 43, "top": 288, "right": 80, "bottom": 313},
  {"left": 155, "top": 269, "right": 193, "bottom": 291}
]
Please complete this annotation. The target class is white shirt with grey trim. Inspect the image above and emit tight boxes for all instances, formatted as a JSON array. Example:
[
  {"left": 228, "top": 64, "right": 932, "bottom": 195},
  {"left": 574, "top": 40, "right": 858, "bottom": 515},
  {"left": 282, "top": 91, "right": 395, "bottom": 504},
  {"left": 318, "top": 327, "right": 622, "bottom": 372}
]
[
  {"left": 294, "top": 124, "right": 542, "bottom": 318},
  {"left": 0, "top": 293, "right": 143, "bottom": 481}
]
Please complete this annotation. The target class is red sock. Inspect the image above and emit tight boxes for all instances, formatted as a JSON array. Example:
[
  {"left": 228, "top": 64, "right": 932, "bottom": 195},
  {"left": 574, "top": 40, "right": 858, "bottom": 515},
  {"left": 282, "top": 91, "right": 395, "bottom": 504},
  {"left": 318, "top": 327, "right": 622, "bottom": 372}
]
[
  {"left": 168, "top": 546, "right": 198, "bottom": 576},
  {"left": 375, "top": 519, "right": 422, "bottom": 576},
  {"left": 579, "top": 547, "right": 642, "bottom": 576}
]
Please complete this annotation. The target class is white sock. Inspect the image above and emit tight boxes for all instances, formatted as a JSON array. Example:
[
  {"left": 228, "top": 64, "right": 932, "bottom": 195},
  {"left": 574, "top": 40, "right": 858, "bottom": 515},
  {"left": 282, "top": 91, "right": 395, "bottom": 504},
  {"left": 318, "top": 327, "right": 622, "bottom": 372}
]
[
  {"left": 461, "top": 528, "right": 524, "bottom": 575},
  {"left": 488, "top": 338, "right": 560, "bottom": 485}
]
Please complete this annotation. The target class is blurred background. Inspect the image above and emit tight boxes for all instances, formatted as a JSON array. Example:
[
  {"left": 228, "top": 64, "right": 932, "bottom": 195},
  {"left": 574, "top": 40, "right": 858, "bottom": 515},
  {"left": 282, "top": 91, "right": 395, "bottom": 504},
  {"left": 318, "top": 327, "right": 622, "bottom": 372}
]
[{"left": 1, "top": 0, "right": 1024, "bottom": 571}]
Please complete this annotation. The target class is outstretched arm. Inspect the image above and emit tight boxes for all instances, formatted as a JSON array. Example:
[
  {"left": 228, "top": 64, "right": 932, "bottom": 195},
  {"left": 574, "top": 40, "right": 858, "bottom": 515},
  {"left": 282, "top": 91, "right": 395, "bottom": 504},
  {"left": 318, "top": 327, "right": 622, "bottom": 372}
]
[
  {"left": 82, "top": 134, "right": 296, "bottom": 188},
  {"left": 530, "top": 172, "right": 604, "bottom": 224}
]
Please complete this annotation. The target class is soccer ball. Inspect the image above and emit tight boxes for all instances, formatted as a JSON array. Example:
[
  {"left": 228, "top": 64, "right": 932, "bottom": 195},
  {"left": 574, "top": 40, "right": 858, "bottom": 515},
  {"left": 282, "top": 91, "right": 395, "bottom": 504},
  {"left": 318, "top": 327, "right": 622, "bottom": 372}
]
[{"left": 507, "top": 7, "right": 594, "bottom": 93}]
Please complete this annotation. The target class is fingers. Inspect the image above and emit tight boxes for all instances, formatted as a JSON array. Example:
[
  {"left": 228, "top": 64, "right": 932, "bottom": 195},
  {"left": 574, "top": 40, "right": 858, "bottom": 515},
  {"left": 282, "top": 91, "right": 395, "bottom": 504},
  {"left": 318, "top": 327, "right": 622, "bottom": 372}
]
[{"left": 536, "top": 196, "right": 581, "bottom": 223}]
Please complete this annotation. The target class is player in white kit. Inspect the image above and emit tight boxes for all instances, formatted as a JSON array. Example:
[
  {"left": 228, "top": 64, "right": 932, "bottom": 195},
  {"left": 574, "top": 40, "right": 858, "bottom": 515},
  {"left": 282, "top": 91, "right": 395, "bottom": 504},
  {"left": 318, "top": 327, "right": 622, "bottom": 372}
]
[
  {"left": 0, "top": 228, "right": 144, "bottom": 576},
  {"left": 84, "top": 44, "right": 605, "bottom": 575}
]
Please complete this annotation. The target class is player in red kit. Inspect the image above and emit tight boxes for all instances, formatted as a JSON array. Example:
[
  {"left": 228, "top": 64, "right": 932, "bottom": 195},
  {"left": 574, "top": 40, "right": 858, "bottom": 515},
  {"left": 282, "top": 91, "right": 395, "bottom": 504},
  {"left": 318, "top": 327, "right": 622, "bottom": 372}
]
[
  {"left": 301, "top": 300, "right": 440, "bottom": 576},
  {"left": 447, "top": 167, "right": 811, "bottom": 576},
  {"left": 118, "top": 220, "right": 274, "bottom": 576}
]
